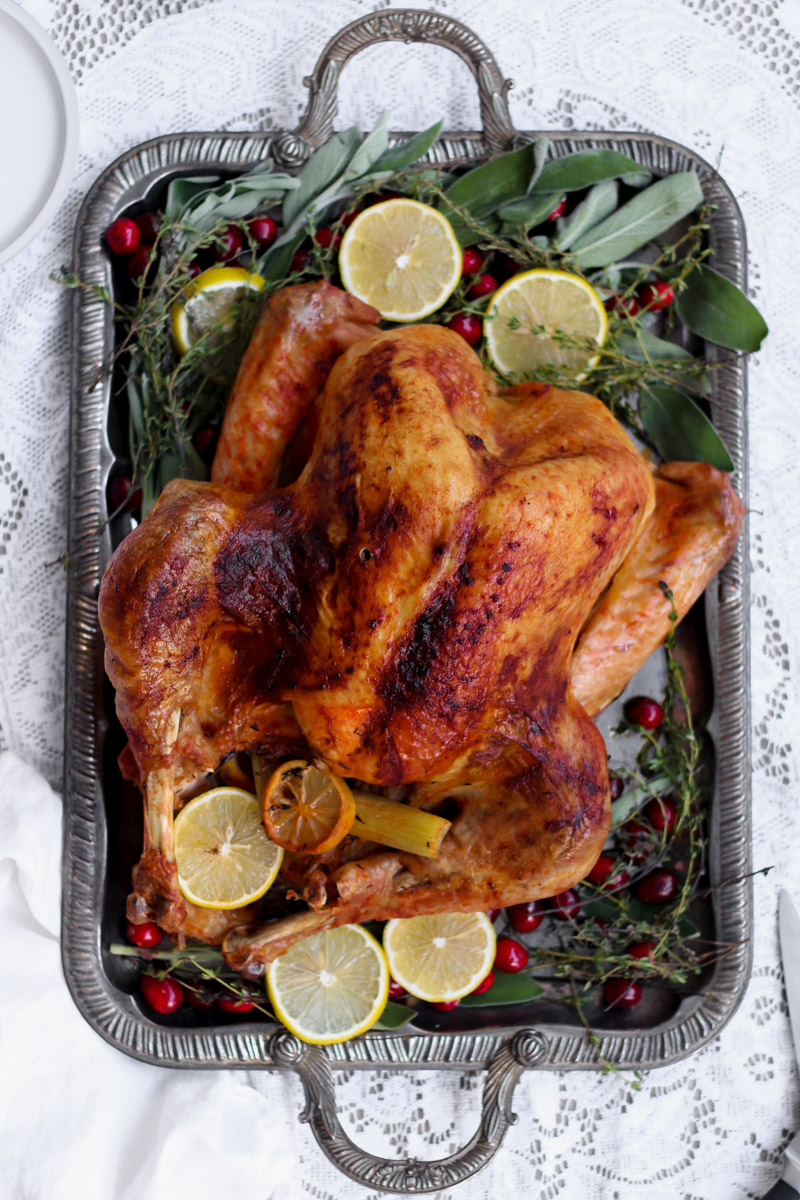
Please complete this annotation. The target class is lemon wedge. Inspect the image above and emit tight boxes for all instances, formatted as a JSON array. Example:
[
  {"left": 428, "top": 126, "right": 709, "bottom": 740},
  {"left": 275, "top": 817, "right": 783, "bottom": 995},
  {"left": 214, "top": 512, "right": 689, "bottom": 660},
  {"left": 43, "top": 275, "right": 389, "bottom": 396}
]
[
  {"left": 267, "top": 924, "right": 390, "bottom": 1044},
  {"left": 173, "top": 787, "right": 282, "bottom": 909},
  {"left": 170, "top": 265, "right": 265, "bottom": 356},
  {"left": 261, "top": 760, "right": 355, "bottom": 855},
  {"left": 383, "top": 912, "right": 496, "bottom": 1003},
  {"left": 485, "top": 268, "right": 607, "bottom": 380},
  {"left": 338, "top": 198, "right": 461, "bottom": 321}
]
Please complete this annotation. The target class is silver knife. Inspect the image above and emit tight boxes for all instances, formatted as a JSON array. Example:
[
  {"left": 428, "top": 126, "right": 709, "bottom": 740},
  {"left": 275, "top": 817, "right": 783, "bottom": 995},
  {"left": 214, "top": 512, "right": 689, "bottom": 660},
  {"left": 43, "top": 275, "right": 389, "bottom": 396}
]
[{"left": 763, "top": 890, "right": 800, "bottom": 1199}]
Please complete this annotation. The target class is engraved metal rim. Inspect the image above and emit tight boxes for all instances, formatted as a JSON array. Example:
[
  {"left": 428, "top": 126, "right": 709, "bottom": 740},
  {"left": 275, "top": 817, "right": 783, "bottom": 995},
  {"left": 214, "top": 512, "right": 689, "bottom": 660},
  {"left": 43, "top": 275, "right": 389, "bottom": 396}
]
[{"left": 63, "top": 126, "right": 751, "bottom": 1074}]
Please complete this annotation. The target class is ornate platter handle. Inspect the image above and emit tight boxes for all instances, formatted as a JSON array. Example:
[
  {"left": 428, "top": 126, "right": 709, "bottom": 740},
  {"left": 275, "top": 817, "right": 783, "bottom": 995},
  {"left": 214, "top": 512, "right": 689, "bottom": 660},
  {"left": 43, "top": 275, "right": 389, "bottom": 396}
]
[
  {"left": 268, "top": 1028, "right": 547, "bottom": 1193},
  {"left": 273, "top": 8, "right": 516, "bottom": 168}
]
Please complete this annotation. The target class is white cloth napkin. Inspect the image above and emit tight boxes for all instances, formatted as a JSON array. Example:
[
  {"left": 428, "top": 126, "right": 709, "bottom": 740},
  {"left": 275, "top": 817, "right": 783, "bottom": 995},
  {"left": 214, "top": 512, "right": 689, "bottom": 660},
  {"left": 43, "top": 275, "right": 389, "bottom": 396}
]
[{"left": 0, "top": 751, "right": 296, "bottom": 1200}]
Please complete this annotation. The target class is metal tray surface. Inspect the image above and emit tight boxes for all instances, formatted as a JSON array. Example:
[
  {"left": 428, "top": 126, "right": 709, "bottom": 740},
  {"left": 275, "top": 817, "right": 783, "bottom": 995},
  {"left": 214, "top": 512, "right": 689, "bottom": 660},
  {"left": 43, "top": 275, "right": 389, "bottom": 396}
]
[{"left": 61, "top": 9, "right": 752, "bottom": 1191}]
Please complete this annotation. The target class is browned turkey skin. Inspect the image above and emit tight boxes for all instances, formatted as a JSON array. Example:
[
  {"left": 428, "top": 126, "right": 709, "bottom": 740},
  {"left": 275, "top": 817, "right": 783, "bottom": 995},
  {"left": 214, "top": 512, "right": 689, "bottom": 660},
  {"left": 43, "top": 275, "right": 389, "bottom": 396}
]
[{"left": 98, "top": 282, "right": 743, "bottom": 972}]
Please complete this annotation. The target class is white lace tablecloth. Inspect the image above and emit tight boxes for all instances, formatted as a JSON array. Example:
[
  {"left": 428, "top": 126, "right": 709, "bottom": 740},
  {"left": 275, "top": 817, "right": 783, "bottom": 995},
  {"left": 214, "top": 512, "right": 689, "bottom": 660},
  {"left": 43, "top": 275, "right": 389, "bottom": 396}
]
[{"left": 1, "top": 0, "right": 799, "bottom": 1196}]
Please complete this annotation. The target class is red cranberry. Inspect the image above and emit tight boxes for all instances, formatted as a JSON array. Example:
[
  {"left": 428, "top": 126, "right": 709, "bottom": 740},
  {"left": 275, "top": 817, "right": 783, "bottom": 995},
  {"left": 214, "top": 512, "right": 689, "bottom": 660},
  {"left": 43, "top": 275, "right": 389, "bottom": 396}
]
[
  {"left": 461, "top": 247, "right": 483, "bottom": 276},
  {"left": 546, "top": 196, "right": 567, "bottom": 221},
  {"left": 128, "top": 244, "right": 156, "bottom": 282},
  {"left": 184, "top": 980, "right": 218, "bottom": 1010},
  {"left": 629, "top": 940, "right": 657, "bottom": 960},
  {"left": 248, "top": 215, "right": 277, "bottom": 246},
  {"left": 494, "top": 936, "right": 529, "bottom": 973},
  {"left": 471, "top": 971, "right": 495, "bottom": 995},
  {"left": 141, "top": 974, "right": 184, "bottom": 1014},
  {"left": 609, "top": 775, "right": 624, "bottom": 801},
  {"left": 624, "top": 696, "right": 665, "bottom": 729},
  {"left": 108, "top": 475, "right": 142, "bottom": 513},
  {"left": 446, "top": 313, "right": 482, "bottom": 345},
  {"left": 432, "top": 999, "right": 460, "bottom": 1011},
  {"left": 644, "top": 796, "right": 677, "bottom": 832},
  {"left": 106, "top": 217, "right": 141, "bottom": 256},
  {"left": 603, "top": 978, "right": 642, "bottom": 1009},
  {"left": 126, "top": 921, "right": 162, "bottom": 949},
  {"left": 215, "top": 224, "right": 243, "bottom": 262},
  {"left": 291, "top": 247, "right": 311, "bottom": 273},
  {"left": 550, "top": 888, "right": 581, "bottom": 919},
  {"left": 604, "top": 293, "right": 639, "bottom": 317},
  {"left": 485, "top": 908, "right": 500, "bottom": 922},
  {"left": 340, "top": 207, "right": 362, "bottom": 227},
  {"left": 494, "top": 254, "right": 520, "bottom": 280},
  {"left": 135, "top": 211, "right": 160, "bottom": 242},
  {"left": 192, "top": 426, "right": 217, "bottom": 455},
  {"left": 469, "top": 273, "right": 498, "bottom": 299},
  {"left": 217, "top": 995, "right": 256, "bottom": 1013},
  {"left": 639, "top": 281, "right": 675, "bottom": 310},
  {"left": 636, "top": 869, "right": 678, "bottom": 905},
  {"left": 388, "top": 979, "right": 406, "bottom": 999},
  {"left": 585, "top": 856, "right": 629, "bottom": 891},
  {"left": 187, "top": 261, "right": 202, "bottom": 280},
  {"left": 507, "top": 899, "right": 544, "bottom": 933},
  {"left": 313, "top": 226, "right": 338, "bottom": 249}
]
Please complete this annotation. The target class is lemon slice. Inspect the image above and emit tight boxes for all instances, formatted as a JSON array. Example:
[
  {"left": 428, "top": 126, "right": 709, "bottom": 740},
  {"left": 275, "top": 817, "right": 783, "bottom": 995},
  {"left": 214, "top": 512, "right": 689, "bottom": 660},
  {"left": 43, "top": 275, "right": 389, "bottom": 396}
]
[
  {"left": 338, "top": 198, "right": 461, "bottom": 321},
  {"left": 383, "top": 912, "right": 496, "bottom": 1003},
  {"left": 485, "top": 268, "right": 607, "bottom": 380},
  {"left": 262, "top": 760, "right": 355, "bottom": 855},
  {"left": 267, "top": 924, "right": 390, "bottom": 1044},
  {"left": 170, "top": 265, "right": 265, "bottom": 356},
  {"left": 173, "top": 787, "right": 283, "bottom": 909}
]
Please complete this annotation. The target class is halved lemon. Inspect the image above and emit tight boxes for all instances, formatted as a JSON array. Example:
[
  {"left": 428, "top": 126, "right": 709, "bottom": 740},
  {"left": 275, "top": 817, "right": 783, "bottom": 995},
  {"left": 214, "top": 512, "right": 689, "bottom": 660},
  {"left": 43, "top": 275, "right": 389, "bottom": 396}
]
[
  {"left": 262, "top": 760, "right": 355, "bottom": 855},
  {"left": 173, "top": 787, "right": 283, "bottom": 909},
  {"left": 485, "top": 268, "right": 607, "bottom": 380},
  {"left": 383, "top": 912, "right": 496, "bottom": 1003},
  {"left": 170, "top": 265, "right": 265, "bottom": 356},
  {"left": 267, "top": 924, "right": 389, "bottom": 1044},
  {"left": 338, "top": 198, "right": 461, "bottom": 321}
]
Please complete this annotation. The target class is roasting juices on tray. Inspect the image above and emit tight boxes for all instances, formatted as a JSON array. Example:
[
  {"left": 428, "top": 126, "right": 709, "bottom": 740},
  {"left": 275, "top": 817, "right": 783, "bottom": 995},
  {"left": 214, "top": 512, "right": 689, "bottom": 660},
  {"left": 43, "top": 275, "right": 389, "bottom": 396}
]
[{"left": 88, "top": 122, "right": 765, "bottom": 1044}]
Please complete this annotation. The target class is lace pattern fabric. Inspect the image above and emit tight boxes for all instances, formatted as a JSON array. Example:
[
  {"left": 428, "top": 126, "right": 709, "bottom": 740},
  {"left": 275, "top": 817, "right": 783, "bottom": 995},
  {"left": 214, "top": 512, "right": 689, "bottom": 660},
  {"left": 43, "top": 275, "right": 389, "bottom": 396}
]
[{"left": 1, "top": 1, "right": 799, "bottom": 1195}]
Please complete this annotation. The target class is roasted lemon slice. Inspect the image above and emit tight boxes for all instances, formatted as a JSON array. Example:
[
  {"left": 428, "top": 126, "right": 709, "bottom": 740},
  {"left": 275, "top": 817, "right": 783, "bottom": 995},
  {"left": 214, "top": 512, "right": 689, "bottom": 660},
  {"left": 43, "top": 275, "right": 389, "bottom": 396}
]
[
  {"left": 339, "top": 198, "right": 461, "bottom": 321},
  {"left": 383, "top": 912, "right": 496, "bottom": 1002},
  {"left": 267, "top": 924, "right": 389, "bottom": 1044},
  {"left": 485, "top": 268, "right": 607, "bottom": 380},
  {"left": 173, "top": 787, "right": 282, "bottom": 909},
  {"left": 170, "top": 265, "right": 265, "bottom": 355},
  {"left": 262, "top": 760, "right": 355, "bottom": 855}
]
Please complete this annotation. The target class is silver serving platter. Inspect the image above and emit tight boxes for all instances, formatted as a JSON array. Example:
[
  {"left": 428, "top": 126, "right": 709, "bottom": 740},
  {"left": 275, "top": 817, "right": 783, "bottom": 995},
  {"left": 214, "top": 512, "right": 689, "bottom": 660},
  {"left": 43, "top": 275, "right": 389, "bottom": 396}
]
[{"left": 62, "top": 10, "right": 752, "bottom": 1192}]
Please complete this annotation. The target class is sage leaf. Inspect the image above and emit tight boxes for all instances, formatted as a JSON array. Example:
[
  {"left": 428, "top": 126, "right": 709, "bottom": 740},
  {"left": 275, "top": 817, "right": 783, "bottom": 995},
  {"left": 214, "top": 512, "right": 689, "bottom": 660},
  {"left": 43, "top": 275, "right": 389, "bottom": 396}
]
[
  {"left": 372, "top": 119, "right": 443, "bottom": 173},
  {"left": 165, "top": 176, "right": 219, "bottom": 221},
  {"left": 556, "top": 179, "right": 619, "bottom": 250},
  {"left": 460, "top": 973, "right": 544, "bottom": 1007},
  {"left": 572, "top": 172, "right": 704, "bottom": 268},
  {"left": 441, "top": 141, "right": 544, "bottom": 230},
  {"left": 616, "top": 330, "right": 710, "bottom": 396},
  {"left": 374, "top": 999, "right": 417, "bottom": 1030},
  {"left": 610, "top": 773, "right": 672, "bottom": 828},
  {"left": 282, "top": 126, "right": 364, "bottom": 228},
  {"left": 533, "top": 149, "right": 651, "bottom": 194},
  {"left": 344, "top": 111, "right": 390, "bottom": 182},
  {"left": 675, "top": 263, "right": 768, "bottom": 351},
  {"left": 497, "top": 191, "right": 562, "bottom": 231},
  {"left": 639, "top": 385, "right": 734, "bottom": 471}
]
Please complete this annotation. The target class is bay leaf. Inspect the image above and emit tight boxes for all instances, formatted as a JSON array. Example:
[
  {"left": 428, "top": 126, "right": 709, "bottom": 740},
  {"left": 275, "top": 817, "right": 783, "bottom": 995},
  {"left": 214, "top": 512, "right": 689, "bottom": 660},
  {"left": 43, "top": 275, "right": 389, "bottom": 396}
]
[
  {"left": 460, "top": 972, "right": 544, "bottom": 1007},
  {"left": 616, "top": 329, "right": 710, "bottom": 396},
  {"left": 371, "top": 119, "right": 443, "bottom": 173},
  {"left": 374, "top": 999, "right": 417, "bottom": 1030},
  {"left": 533, "top": 149, "right": 651, "bottom": 194},
  {"left": 441, "top": 142, "right": 543, "bottom": 225},
  {"left": 639, "top": 385, "right": 734, "bottom": 471},
  {"left": 572, "top": 173, "right": 704, "bottom": 268},
  {"left": 675, "top": 263, "right": 768, "bottom": 351},
  {"left": 556, "top": 179, "right": 619, "bottom": 250}
]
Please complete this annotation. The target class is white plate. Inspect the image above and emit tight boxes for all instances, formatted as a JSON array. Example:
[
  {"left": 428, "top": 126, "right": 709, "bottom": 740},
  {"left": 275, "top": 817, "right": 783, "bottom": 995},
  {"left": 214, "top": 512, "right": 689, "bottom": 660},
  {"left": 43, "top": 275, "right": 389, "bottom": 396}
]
[{"left": 0, "top": 0, "right": 78, "bottom": 266}]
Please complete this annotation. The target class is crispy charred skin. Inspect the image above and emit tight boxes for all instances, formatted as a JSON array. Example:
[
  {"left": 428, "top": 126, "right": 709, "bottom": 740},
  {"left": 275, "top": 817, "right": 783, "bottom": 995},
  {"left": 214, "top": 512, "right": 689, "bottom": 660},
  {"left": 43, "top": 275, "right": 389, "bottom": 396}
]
[{"left": 211, "top": 280, "right": 380, "bottom": 493}]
